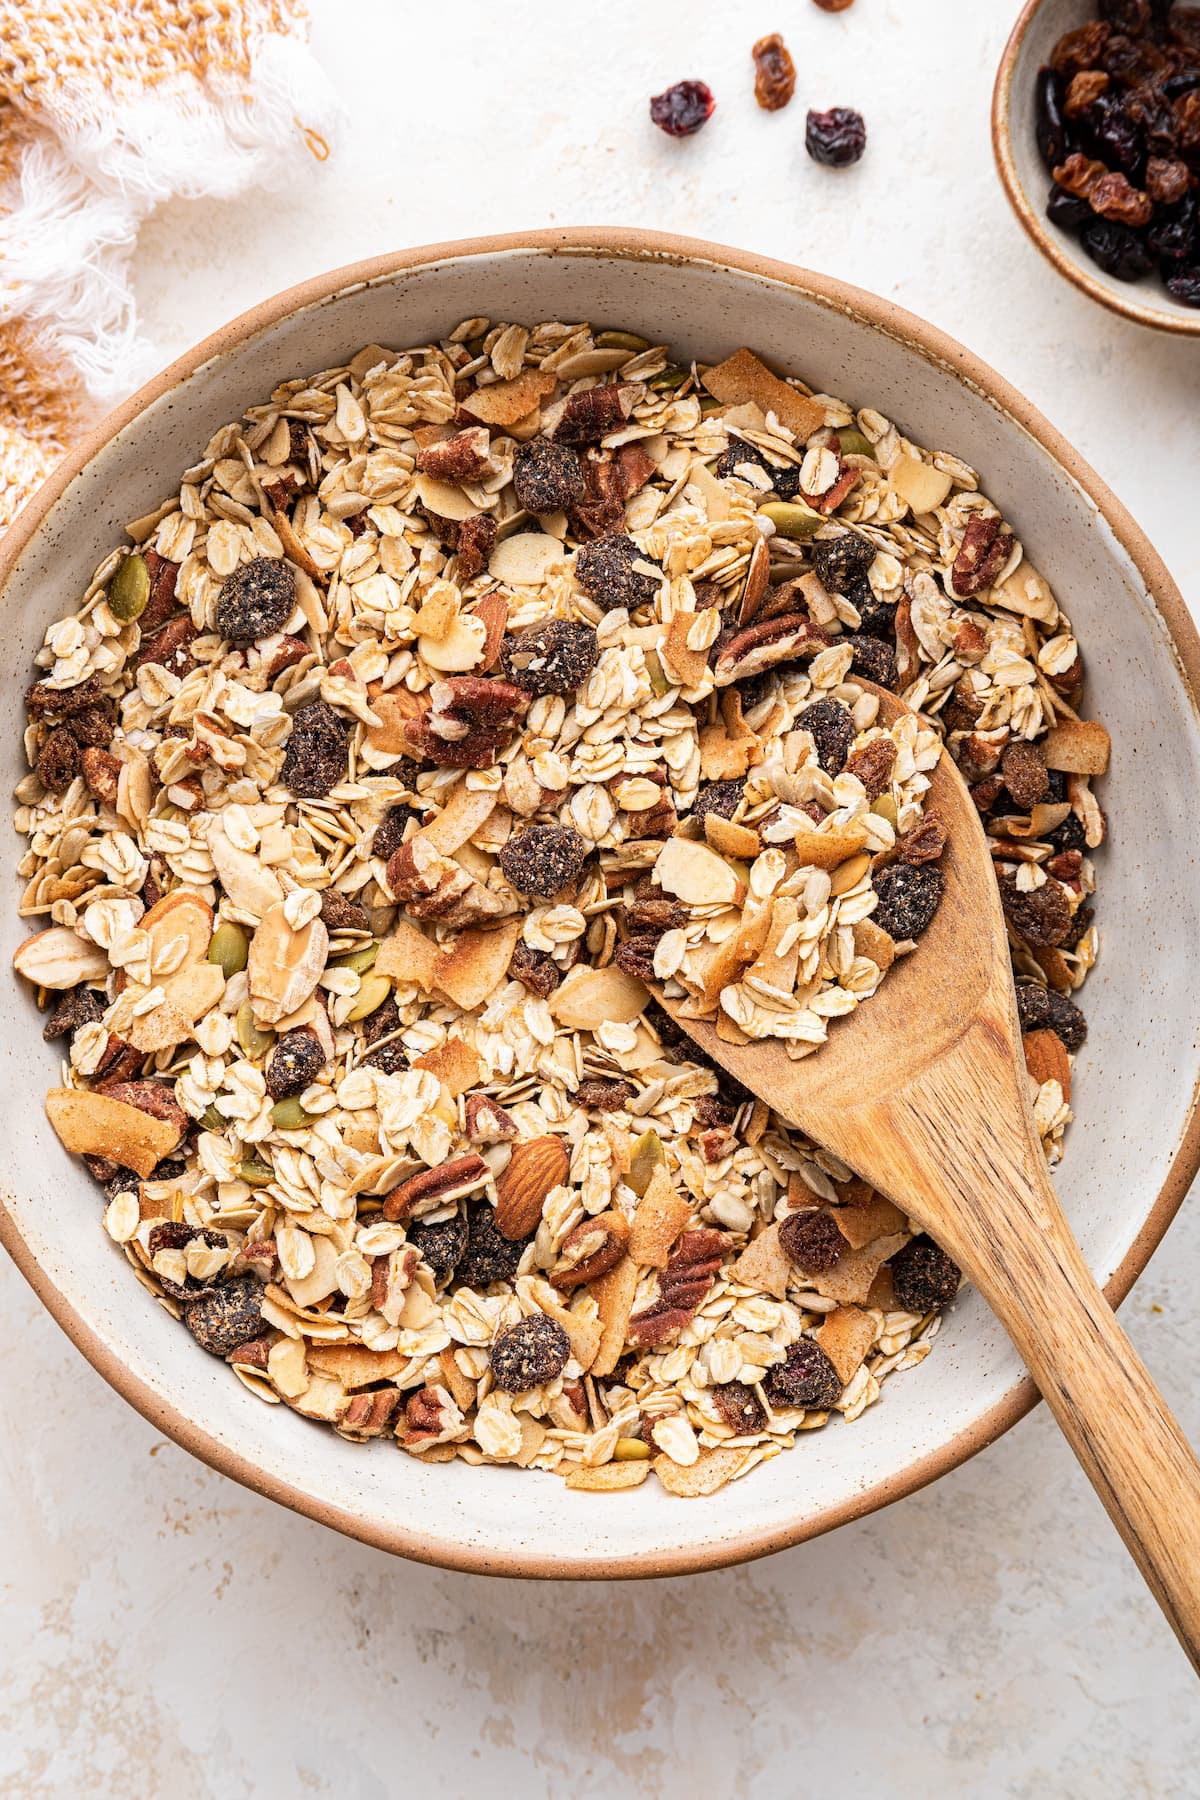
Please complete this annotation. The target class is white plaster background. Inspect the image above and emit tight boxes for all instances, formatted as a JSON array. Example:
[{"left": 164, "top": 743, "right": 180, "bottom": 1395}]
[{"left": 3, "top": 2, "right": 1200, "bottom": 1794}]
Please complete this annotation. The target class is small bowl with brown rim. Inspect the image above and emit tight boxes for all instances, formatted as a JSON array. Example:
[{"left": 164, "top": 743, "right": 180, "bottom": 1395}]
[{"left": 993, "top": 0, "right": 1200, "bottom": 336}]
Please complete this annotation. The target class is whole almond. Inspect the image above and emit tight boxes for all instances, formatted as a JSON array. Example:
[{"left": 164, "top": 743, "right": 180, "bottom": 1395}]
[{"left": 494, "top": 1135, "right": 569, "bottom": 1240}]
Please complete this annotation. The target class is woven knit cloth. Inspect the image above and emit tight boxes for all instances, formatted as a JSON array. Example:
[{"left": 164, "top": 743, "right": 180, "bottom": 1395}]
[{"left": 0, "top": 0, "right": 338, "bottom": 530}]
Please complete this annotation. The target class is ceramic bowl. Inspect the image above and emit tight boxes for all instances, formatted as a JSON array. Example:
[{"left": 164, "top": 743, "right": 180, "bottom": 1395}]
[
  {"left": 993, "top": 0, "right": 1200, "bottom": 336},
  {"left": 3, "top": 230, "right": 1200, "bottom": 1577}
]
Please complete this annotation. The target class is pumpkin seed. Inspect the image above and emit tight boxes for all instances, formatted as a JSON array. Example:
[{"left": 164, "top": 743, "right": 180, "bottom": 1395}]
[
  {"left": 332, "top": 941, "right": 378, "bottom": 976},
  {"left": 240, "top": 1158, "right": 274, "bottom": 1188},
  {"left": 596, "top": 330, "right": 650, "bottom": 352},
  {"left": 760, "top": 499, "right": 824, "bottom": 540},
  {"left": 345, "top": 972, "right": 391, "bottom": 1023},
  {"left": 629, "top": 1128, "right": 664, "bottom": 1197},
  {"left": 208, "top": 920, "right": 248, "bottom": 977},
  {"left": 200, "top": 1104, "right": 225, "bottom": 1132},
  {"left": 236, "top": 999, "right": 274, "bottom": 1059},
  {"left": 270, "top": 1098, "right": 310, "bottom": 1130},
  {"left": 836, "top": 428, "right": 877, "bottom": 461},
  {"left": 108, "top": 553, "right": 151, "bottom": 622}
]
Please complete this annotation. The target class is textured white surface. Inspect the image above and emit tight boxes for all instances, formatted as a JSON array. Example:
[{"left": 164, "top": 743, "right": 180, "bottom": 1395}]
[{"left": 3, "top": 2, "right": 1200, "bottom": 1794}]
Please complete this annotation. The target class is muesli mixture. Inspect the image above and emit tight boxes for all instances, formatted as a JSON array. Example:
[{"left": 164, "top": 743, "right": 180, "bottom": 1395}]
[{"left": 13, "top": 321, "right": 1109, "bottom": 1497}]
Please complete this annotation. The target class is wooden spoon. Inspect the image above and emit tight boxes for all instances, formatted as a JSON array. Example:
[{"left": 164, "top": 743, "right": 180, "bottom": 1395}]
[{"left": 654, "top": 684, "right": 1200, "bottom": 1669}]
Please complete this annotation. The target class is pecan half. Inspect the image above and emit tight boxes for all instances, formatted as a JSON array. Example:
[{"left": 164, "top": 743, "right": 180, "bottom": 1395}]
[
  {"left": 465, "top": 1092, "right": 518, "bottom": 1142},
  {"left": 550, "top": 1209, "right": 630, "bottom": 1291},
  {"left": 950, "top": 515, "right": 1014, "bottom": 597},
  {"left": 712, "top": 613, "right": 828, "bottom": 685},
  {"left": 381, "top": 1152, "right": 491, "bottom": 1222},
  {"left": 405, "top": 675, "right": 527, "bottom": 770},
  {"left": 415, "top": 427, "right": 492, "bottom": 484},
  {"left": 403, "top": 1383, "right": 463, "bottom": 1447},
  {"left": 572, "top": 450, "right": 626, "bottom": 540},
  {"left": 138, "top": 614, "right": 196, "bottom": 675},
  {"left": 81, "top": 746, "right": 121, "bottom": 804},
  {"left": 385, "top": 832, "right": 511, "bottom": 928},
  {"left": 93, "top": 1078, "right": 187, "bottom": 1142},
  {"left": 627, "top": 1229, "right": 726, "bottom": 1346},
  {"left": 454, "top": 514, "right": 498, "bottom": 580},
  {"left": 339, "top": 1389, "right": 402, "bottom": 1441},
  {"left": 549, "top": 383, "right": 637, "bottom": 445}
]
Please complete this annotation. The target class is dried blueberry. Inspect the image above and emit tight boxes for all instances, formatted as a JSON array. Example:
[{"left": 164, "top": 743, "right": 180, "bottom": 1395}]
[
  {"left": 499, "top": 822, "right": 589, "bottom": 897},
  {"left": 183, "top": 1275, "right": 264, "bottom": 1356},
  {"left": 872, "top": 863, "right": 945, "bottom": 941},
  {"left": 649, "top": 79, "right": 716, "bottom": 138},
  {"left": 371, "top": 806, "right": 418, "bottom": 861},
  {"left": 713, "top": 1381, "right": 768, "bottom": 1435},
  {"left": 1081, "top": 217, "right": 1154, "bottom": 279},
  {"left": 512, "top": 440, "right": 586, "bottom": 515},
  {"left": 280, "top": 699, "right": 349, "bottom": 798},
  {"left": 1047, "top": 181, "right": 1095, "bottom": 230},
  {"left": 361, "top": 993, "right": 409, "bottom": 1073},
  {"left": 320, "top": 889, "right": 372, "bottom": 933},
  {"left": 779, "top": 1209, "right": 844, "bottom": 1275},
  {"left": 766, "top": 1339, "right": 843, "bottom": 1410},
  {"left": 844, "top": 634, "right": 898, "bottom": 689},
  {"left": 1047, "top": 810, "right": 1088, "bottom": 853},
  {"left": 406, "top": 1209, "right": 469, "bottom": 1287},
  {"left": 457, "top": 1203, "right": 530, "bottom": 1286},
  {"left": 1014, "top": 982, "right": 1087, "bottom": 1051},
  {"left": 215, "top": 557, "right": 295, "bottom": 644},
  {"left": 890, "top": 1235, "right": 961, "bottom": 1313},
  {"left": 489, "top": 1313, "right": 570, "bottom": 1391},
  {"left": 508, "top": 942, "right": 561, "bottom": 997},
  {"left": 1037, "top": 68, "right": 1070, "bottom": 168},
  {"left": 716, "top": 441, "right": 770, "bottom": 482},
  {"left": 847, "top": 576, "right": 897, "bottom": 640},
  {"left": 1165, "top": 267, "right": 1200, "bottom": 304},
  {"left": 691, "top": 779, "right": 745, "bottom": 824},
  {"left": 501, "top": 620, "right": 600, "bottom": 697},
  {"left": 575, "top": 531, "right": 662, "bottom": 611},
  {"left": 812, "top": 529, "right": 876, "bottom": 594},
  {"left": 796, "top": 697, "right": 855, "bottom": 774},
  {"left": 146, "top": 1221, "right": 229, "bottom": 1302},
  {"left": 265, "top": 1028, "right": 326, "bottom": 1099},
  {"left": 805, "top": 106, "right": 867, "bottom": 167}
]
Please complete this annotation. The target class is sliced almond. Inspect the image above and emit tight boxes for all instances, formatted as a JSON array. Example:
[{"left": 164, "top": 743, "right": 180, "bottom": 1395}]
[
  {"left": 661, "top": 613, "right": 710, "bottom": 688},
  {"left": 284, "top": 1234, "right": 341, "bottom": 1310},
  {"left": 13, "top": 926, "right": 108, "bottom": 990},
  {"left": 434, "top": 916, "right": 524, "bottom": 1013},
  {"left": 208, "top": 824, "right": 284, "bottom": 921},
  {"left": 271, "top": 507, "right": 323, "bottom": 581},
  {"left": 654, "top": 836, "right": 745, "bottom": 908},
  {"left": 474, "top": 591, "right": 509, "bottom": 671},
  {"left": 1043, "top": 718, "right": 1110, "bottom": 776},
  {"left": 701, "top": 349, "right": 825, "bottom": 442},
  {"left": 460, "top": 368, "right": 556, "bottom": 427},
  {"left": 887, "top": 453, "right": 953, "bottom": 515},
  {"left": 730, "top": 1222, "right": 792, "bottom": 1300},
  {"left": 791, "top": 823, "right": 869, "bottom": 871},
  {"left": 590, "top": 1254, "right": 640, "bottom": 1377},
  {"left": 375, "top": 918, "right": 441, "bottom": 992},
  {"left": 412, "top": 1037, "right": 482, "bottom": 1097},
  {"left": 45, "top": 1086, "right": 181, "bottom": 1178},
  {"left": 489, "top": 532, "right": 566, "bottom": 586},
  {"left": 653, "top": 1446, "right": 747, "bottom": 1497},
  {"left": 629, "top": 1165, "right": 692, "bottom": 1268},
  {"left": 142, "top": 890, "right": 213, "bottom": 973},
  {"left": 413, "top": 473, "right": 480, "bottom": 523},
  {"left": 549, "top": 964, "right": 648, "bottom": 1031},
  {"left": 247, "top": 902, "right": 328, "bottom": 1025},
  {"left": 116, "top": 751, "right": 154, "bottom": 829},
  {"left": 494, "top": 1135, "right": 569, "bottom": 1239},
  {"left": 565, "top": 1461, "right": 649, "bottom": 1492},
  {"left": 1023, "top": 1027, "right": 1071, "bottom": 1101},
  {"left": 816, "top": 1304, "right": 878, "bottom": 1383}
]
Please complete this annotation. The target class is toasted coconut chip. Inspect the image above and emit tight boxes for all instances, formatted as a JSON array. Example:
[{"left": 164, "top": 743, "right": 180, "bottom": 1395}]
[
  {"left": 45, "top": 1087, "right": 182, "bottom": 1178},
  {"left": 460, "top": 368, "right": 556, "bottom": 426},
  {"left": 653, "top": 1445, "right": 753, "bottom": 1497},
  {"left": 565, "top": 1461, "right": 649, "bottom": 1492},
  {"left": 730, "top": 1222, "right": 791, "bottom": 1300},
  {"left": 792, "top": 823, "right": 870, "bottom": 871},
  {"left": 306, "top": 1344, "right": 409, "bottom": 1389},
  {"left": 831, "top": 1193, "right": 907, "bottom": 1249},
  {"left": 816, "top": 1304, "right": 879, "bottom": 1383},
  {"left": 589, "top": 1254, "right": 640, "bottom": 1377},
  {"left": 701, "top": 349, "right": 825, "bottom": 443},
  {"left": 433, "top": 917, "right": 524, "bottom": 1013},
  {"left": 1043, "top": 718, "right": 1110, "bottom": 775},
  {"left": 412, "top": 1037, "right": 483, "bottom": 1097},
  {"left": 661, "top": 613, "right": 710, "bottom": 687},
  {"left": 809, "top": 1232, "right": 908, "bottom": 1306},
  {"left": 704, "top": 815, "right": 759, "bottom": 860},
  {"left": 629, "top": 1165, "right": 693, "bottom": 1268}
]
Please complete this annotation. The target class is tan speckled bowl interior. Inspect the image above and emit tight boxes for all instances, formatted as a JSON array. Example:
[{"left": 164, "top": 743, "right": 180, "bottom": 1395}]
[{"left": 3, "top": 229, "right": 1200, "bottom": 1576}]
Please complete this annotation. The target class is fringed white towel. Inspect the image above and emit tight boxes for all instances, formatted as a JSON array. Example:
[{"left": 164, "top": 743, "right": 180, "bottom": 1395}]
[{"left": 0, "top": 0, "right": 339, "bottom": 528}]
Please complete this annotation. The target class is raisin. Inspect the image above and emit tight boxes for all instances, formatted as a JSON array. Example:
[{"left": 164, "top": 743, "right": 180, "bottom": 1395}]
[
  {"left": 1148, "top": 192, "right": 1198, "bottom": 259},
  {"left": 265, "top": 1028, "right": 325, "bottom": 1099},
  {"left": 1060, "top": 900, "right": 1095, "bottom": 951},
  {"left": 896, "top": 814, "right": 949, "bottom": 865},
  {"left": 1047, "top": 181, "right": 1095, "bottom": 230},
  {"left": 146, "top": 1221, "right": 229, "bottom": 1301},
  {"left": 713, "top": 1381, "right": 768, "bottom": 1435},
  {"left": 614, "top": 935, "right": 659, "bottom": 980},
  {"left": 1048, "top": 810, "right": 1088, "bottom": 854},
  {"left": 1051, "top": 22, "right": 1112, "bottom": 75},
  {"left": 36, "top": 727, "right": 81, "bottom": 793},
  {"left": 1001, "top": 739, "right": 1049, "bottom": 811},
  {"left": 406, "top": 1210, "right": 468, "bottom": 1287},
  {"left": 1037, "top": 69, "right": 1070, "bottom": 167},
  {"left": 1014, "top": 983, "right": 1087, "bottom": 1051},
  {"left": 26, "top": 674, "right": 107, "bottom": 722},
  {"left": 812, "top": 529, "right": 876, "bottom": 593},
  {"left": 872, "top": 863, "right": 944, "bottom": 940},
  {"left": 890, "top": 1235, "right": 961, "bottom": 1313},
  {"left": 805, "top": 106, "right": 867, "bottom": 167},
  {"left": 508, "top": 942, "right": 561, "bottom": 997},
  {"left": 649, "top": 79, "right": 716, "bottom": 137},
  {"left": 844, "top": 736, "right": 896, "bottom": 801},
  {"left": 796, "top": 697, "right": 855, "bottom": 773},
  {"left": 371, "top": 806, "right": 418, "bottom": 861},
  {"left": 455, "top": 514, "right": 498, "bottom": 579},
  {"left": 512, "top": 440, "right": 586, "bottom": 515},
  {"left": 691, "top": 779, "right": 745, "bottom": 823},
  {"left": 844, "top": 633, "right": 898, "bottom": 688},
  {"left": 1081, "top": 217, "right": 1154, "bottom": 277},
  {"left": 692, "top": 1094, "right": 737, "bottom": 1129},
  {"left": 779, "top": 1209, "right": 844, "bottom": 1274},
  {"left": 716, "top": 440, "right": 770, "bottom": 482},
  {"left": 280, "top": 700, "right": 349, "bottom": 798},
  {"left": 766, "top": 1339, "right": 843, "bottom": 1409},
  {"left": 501, "top": 620, "right": 600, "bottom": 696},
  {"left": 319, "top": 889, "right": 372, "bottom": 933},
  {"left": 575, "top": 531, "right": 662, "bottom": 612},
  {"left": 1090, "top": 170, "right": 1154, "bottom": 225},
  {"left": 489, "top": 1314, "right": 570, "bottom": 1392},
  {"left": 67, "top": 701, "right": 117, "bottom": 748},
  {"left": 499, "top": 822, "right": 588, "bottom": 898},
  {"left": 1000, "top": 873, "right": 1073, "bottom": 948},
  {"left": 752, "top": 32, "right": 796, "bottom": 111},
  {"left": 1165, "top": 267, "right": 1200, "bottom": 303},
  {"left": 847, "top": 576, "right": 897, "bottom": 639},
  {"left": 42, "top": 985, "right": 106, "bottom": 1041},
  {"left": 575, "top": 1078, "right": 636, "bottom": 1112},
  {"left": 183, "top": 1275, "right": 264, "bottom": 1356},
  {"left": 215, "top": 557, "right": 295, "bottom": 644},
  {"left": 103, "top": 1168, "right": 142, "bottom": 1203},
  {"left": 1100, "top": 0, "right": 1151, "bottom": 33}
]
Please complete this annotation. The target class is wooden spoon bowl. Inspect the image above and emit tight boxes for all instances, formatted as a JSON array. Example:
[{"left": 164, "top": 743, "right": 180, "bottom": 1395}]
[{"left": 654, "top": 682, "right": 1200, "bottom": 1669}]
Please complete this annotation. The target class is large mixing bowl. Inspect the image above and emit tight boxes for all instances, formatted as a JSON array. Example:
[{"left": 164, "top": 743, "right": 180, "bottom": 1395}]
[{"left": 3, "top": 229, "right": 1198, "bottom": 1576}]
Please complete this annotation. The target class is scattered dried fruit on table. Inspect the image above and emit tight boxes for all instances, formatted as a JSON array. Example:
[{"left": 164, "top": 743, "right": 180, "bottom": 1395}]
[
  {"left": 649, "top": 79, "right": 716, "bottom": 138},
  {"left": 752, "top": 33, "right": 796, "bottom": 111},
  {"left": 805, "top": 106, "right": 867, "bottom": 167}
]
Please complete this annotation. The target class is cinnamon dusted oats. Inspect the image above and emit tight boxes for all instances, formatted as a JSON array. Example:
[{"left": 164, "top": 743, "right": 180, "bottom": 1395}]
[{"left": 13, "top": 322, "right": 1108, "bottom": 1496}]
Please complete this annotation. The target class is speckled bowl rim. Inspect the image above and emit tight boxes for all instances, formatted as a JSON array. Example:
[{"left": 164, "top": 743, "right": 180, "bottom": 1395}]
[
  {"left": 992, "top": 0, "right": 1200, "bottom": 337},
  {"left": 2, "top": 227, "right": 1199, "bottom": 1579}
]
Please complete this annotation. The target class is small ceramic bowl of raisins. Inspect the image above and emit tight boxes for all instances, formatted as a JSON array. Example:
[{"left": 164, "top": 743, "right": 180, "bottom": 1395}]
[{"left": 993, "top": 0, "right": 1200, "bottom": 334}]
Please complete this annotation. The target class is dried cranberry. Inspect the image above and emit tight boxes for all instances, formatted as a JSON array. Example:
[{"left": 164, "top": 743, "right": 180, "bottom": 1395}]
[
  {"left": 1100, "top": 0, "right": 1151, "bottom": 30},
  {"left": 1081, "top": 217, "right": 1154, "bottom": 277},
  {"left": 1165, "top": 266, "right": 1200, "bottom": 302},
  {"left": 1047, "top": 181, "right": 1096, "bottom": 230},
  {"left": 1037, "top": 68, "right": 1070, "bottom": 167},
  {"left": 1086, "top": 93, "right": 1146, "bottom": 176},
  {"left": 649, "top": 80, "right": 716, "bottom": 138},
  {"left": 805, "top": 106, "right": 867, "bottom": 167}
]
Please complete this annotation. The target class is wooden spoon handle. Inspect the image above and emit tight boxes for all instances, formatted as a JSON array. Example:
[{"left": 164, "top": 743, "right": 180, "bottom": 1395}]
[{"left": 962, "top": 1207, "right": 1200, "bottom": 1673}]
